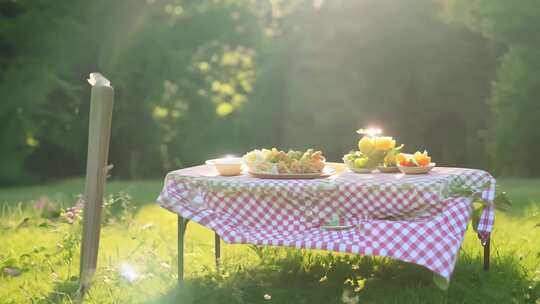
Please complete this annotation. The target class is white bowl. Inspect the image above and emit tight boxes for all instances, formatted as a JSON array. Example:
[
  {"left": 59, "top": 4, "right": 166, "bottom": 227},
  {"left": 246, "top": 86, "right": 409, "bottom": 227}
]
[
  {"left": 397, "top": 163, "right": 436, "bottom": 174},
  {"left": 343, "top": 158, "right": 375, "bottom": 173},
  {"left": 206, "top": 158, "right": 243, "bottom": 176}
]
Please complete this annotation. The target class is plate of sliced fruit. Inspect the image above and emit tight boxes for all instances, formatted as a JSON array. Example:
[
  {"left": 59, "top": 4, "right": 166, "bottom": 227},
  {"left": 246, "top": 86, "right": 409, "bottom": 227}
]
[
  {"left": 397, "top": 151, "right": 436, "bottom": 174},
  {"left": 243, "top": 148, "right": 335, "bottom": 179}
]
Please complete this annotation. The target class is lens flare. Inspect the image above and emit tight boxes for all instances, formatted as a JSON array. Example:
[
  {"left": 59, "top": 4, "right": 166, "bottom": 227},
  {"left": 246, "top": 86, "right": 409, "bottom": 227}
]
[{"left": 119, "top": 262, "right": 137, "bottom": 283}]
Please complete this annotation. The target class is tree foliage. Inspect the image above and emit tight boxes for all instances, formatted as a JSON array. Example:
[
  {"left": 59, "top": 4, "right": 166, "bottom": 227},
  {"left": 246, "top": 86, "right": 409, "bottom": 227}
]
[
  {"left": 450, "top": 0, "right": 540, "bottom": 176},
  {"left": 0, "top": 0, "right": 504, "bottom": 184}
]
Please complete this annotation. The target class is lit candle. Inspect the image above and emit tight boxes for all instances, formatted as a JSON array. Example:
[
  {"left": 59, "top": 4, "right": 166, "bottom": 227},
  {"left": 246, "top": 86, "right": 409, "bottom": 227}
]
[{"left": 356, "top": 128, "right": 382, "bottom": 138}]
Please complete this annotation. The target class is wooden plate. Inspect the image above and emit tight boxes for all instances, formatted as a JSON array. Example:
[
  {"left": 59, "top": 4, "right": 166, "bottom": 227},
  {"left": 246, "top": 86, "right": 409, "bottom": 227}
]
[
  {"left": 378, "top": 166, "right": 400, "bottom": 173},
  {"left": 248, "top": 166, "right": 336, "bottom": 179}
]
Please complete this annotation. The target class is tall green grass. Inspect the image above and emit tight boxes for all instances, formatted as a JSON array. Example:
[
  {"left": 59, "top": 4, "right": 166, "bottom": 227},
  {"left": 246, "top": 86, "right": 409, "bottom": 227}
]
[{"left": 0, "top": 179, "right": 538, "bottom": 303}]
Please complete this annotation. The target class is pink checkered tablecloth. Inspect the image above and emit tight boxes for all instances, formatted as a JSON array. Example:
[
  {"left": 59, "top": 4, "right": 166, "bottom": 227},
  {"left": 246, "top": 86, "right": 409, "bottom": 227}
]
[{"left": 157, "top": 165, "right": 496, "bottom": 283}]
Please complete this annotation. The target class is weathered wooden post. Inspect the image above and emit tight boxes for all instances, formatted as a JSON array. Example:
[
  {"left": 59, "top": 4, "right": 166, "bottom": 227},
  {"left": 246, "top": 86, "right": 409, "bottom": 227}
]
[{"left": 78, "top": 73, "right": 114, "bottom": 297}]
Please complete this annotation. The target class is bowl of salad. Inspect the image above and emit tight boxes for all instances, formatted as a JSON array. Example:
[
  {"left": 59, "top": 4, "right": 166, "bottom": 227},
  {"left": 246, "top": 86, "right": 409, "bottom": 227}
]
[
  {"left": 243, "top": 148, "right": 332, "bottom": 179},
  {"left": 342, "top": 151, "right": 377, "bottom": 173}
]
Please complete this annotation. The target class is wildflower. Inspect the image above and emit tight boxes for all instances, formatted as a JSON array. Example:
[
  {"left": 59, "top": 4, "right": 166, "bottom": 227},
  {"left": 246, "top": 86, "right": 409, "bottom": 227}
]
[
  {"left": 142, "top": 223, "right": 154, "bottom": 230},
  {"left": 51, "top": 272, "right": 60, "bottom": 282},
  {"left": 61, "top": 200, "right": 84, "bottom": 224},
  {"left": 35, "top": 196, "right": 61, "bottom": 219},
  {"left": 34, "top": 197, "right": 47, "bottom": 210},
  {"left": 34, "top": 196, "right": 54, "bottom": 211}
]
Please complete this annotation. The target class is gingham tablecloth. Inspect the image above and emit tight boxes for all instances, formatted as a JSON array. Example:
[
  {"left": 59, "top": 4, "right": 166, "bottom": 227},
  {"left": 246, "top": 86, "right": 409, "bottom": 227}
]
[{"left": 157, "top": 166, "right": 496, "bottom": 283}]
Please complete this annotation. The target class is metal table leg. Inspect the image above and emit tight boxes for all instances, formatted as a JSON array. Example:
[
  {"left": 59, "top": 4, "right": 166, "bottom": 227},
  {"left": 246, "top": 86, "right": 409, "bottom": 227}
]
[
  {"left": 483, "top": 234, "right": 490, "bottom": 271},
  {"left": 177, "top": 216, "right": 222, "bottom": 285},
  {"left": 178, "top": 216, "right": 189, "bottom": 285},
  {"left": 215, "top": 232, "right": 221, "bottom": 270}
]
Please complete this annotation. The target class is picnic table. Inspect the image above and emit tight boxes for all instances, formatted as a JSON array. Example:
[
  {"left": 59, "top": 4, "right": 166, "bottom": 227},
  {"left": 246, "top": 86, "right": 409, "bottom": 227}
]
[{"left": 157, "top": 164, "right": 495, "bottom": 287}]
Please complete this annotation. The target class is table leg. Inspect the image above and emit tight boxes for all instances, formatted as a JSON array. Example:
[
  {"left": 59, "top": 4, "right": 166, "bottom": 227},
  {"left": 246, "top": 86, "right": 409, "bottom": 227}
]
[
  {"left": 215, "top": 232, "right": 221, "bottom": 270},
  {"left": 483, "top": 233, "right": 490, "bottom": 271},
  {"left": 178, "top": 216, "right": 189, "bottom": 285}
]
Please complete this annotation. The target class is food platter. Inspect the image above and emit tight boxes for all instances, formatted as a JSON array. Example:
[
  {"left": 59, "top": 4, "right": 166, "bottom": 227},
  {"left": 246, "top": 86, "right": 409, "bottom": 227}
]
[
  {"left": 248, "top": 166, "right": 336, "bottom": 179},
  {"left": 244, "top": 148, "right": 332, "bottom": 179}
]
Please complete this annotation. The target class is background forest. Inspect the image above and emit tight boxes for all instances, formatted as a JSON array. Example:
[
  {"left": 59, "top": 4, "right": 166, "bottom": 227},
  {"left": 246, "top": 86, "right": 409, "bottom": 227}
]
[{"left": 1, "top": 0, "right": 539, "bottom": 185}]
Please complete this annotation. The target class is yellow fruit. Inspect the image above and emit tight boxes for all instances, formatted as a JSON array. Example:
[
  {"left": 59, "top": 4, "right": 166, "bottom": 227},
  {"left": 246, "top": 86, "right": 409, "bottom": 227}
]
[
  {"left": 261, "top": 149, "right": 272, "bottom": 160},
  {"left": 358, "top": 136, "right": 375, "bottom": 154},
  {"left": 245, "top": 151, "right": 257, "bottom": 162},
  {"left": 413, "top": 150, "right": 431, "bottom": 166},
  {"left": 375, "top": 137, "right": 396, "bottom": 150},
  {"left": 384, "top": 150, "right": 397, "bottom": 166},
  {"left": 354, "top": 158, "right": 368, "bottom": 168}
]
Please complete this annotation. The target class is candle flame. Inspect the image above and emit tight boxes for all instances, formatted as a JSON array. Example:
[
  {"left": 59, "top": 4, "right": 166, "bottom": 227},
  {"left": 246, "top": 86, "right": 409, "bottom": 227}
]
[{"left": 356, "top": 128, "right": 382, "bottom": 137}]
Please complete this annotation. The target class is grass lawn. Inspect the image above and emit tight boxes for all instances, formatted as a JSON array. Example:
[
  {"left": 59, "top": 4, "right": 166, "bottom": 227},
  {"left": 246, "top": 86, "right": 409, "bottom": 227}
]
[{"left": 0, "top": 178, "right": 539, "bottom": 303}]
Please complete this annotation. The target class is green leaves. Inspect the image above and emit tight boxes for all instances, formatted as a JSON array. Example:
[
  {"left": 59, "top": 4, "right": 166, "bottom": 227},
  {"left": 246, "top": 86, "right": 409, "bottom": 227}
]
[
  {"left": 451, "top": 0, "right": 540, "bottom": 176},
  {"left": 471, "top": 202, "right": 484, "bottom": 233},
  {"left": 470, "top": 192, "right": 512, "bottom": 232},
  {"left": 448, "top": 178, "right": 512, "bottom": 231},
  {"left": 493, "top": 192, "right": 512, "bottom": 211}
]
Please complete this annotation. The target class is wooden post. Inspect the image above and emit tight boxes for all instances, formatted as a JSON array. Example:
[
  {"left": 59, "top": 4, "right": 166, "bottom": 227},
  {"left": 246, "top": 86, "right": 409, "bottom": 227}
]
[{"left": 78, "top": 73, "right": 114, "bottom": 297}]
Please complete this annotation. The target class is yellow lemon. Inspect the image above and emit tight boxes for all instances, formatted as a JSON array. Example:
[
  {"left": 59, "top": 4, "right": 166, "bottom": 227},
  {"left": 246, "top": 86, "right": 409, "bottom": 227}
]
[
  {"left": 375, "top": 137, "right": 396, "bottom": 150},
  {"left": 358, "top": 136, "right": 375, "bottom": 154}
]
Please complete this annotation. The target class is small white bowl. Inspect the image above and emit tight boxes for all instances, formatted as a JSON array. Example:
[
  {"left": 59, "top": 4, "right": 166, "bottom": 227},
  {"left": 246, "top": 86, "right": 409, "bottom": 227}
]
[
  {"left": 397, "top": 163, "right": 436, "bottom": 174},
  {"left": 206, "top": 158, "right": 243, "bottom": 176}
]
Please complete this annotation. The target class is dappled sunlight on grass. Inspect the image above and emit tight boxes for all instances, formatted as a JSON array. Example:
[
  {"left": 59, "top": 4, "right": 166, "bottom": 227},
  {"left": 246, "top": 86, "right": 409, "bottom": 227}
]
[{"left": 0, "top": 179, "right": 539, "bottom": 303}]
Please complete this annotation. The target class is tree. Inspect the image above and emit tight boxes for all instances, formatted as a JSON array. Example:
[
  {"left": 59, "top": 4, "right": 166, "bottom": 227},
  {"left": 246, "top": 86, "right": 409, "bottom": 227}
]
[{"left": 450, "top": 0, "right": 540, "bottom": 175}]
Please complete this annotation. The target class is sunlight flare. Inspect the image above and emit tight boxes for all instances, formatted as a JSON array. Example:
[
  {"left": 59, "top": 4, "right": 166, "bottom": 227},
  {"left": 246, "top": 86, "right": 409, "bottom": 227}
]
[{"left": 119, "top": 262, "right": 138, "bottom": 283}]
